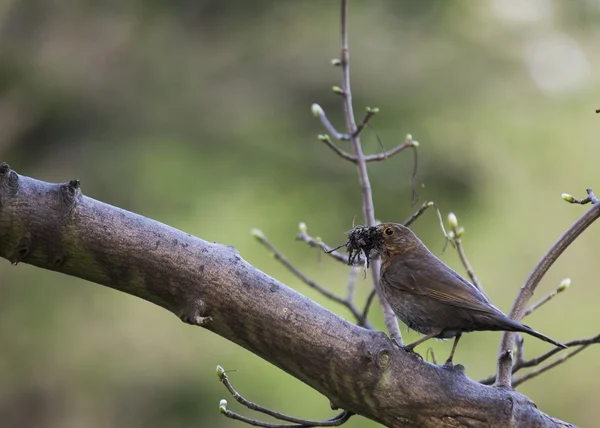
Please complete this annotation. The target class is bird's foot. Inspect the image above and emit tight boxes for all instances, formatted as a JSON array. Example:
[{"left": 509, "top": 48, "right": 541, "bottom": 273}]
[{"left": 401, "top": 346, "right": 423, "bottom": 360}]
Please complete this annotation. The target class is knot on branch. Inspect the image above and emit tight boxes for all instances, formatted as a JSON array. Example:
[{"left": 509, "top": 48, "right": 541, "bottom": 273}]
[
  {"left": 0, "top": 162, "right": 19, "bottom": 208},
  {"left": 59, "top": 180, "right": 83, "bottom": 206},
  {"left": 10, "top": 232, "right": 32, "bottom": 265},
  {"left": 179, "top": 298, "right": 212, "bottom": 326}
]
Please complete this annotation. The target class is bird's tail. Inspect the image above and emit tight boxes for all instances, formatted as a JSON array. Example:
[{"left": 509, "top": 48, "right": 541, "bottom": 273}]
[{"left": 503, "top": 317, "right": 567, "bottom": 349}]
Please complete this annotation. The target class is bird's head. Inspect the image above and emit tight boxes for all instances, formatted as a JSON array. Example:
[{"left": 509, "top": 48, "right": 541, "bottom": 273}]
[{"left": 376, "top": 223, "right": 419, "bottom": 257}]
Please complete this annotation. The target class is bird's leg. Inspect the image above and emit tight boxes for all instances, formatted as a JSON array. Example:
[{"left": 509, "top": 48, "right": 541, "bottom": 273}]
[
  {"left": 444, "top": 333, "right": 462, "bottom": 368},
  {"left": 403, "top": 330, "right": 443, "bottom": 359}
]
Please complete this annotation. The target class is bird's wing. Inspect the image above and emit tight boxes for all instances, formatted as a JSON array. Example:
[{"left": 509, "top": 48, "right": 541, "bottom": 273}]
[{"left": 382, "top": 252, "right": 498, "bottom": 314}]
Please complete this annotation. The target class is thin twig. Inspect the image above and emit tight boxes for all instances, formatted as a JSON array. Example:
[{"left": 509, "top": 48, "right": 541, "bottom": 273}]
[
  {"left": 496, "top": 189, "right": 600, "bottom": 388},
  {"left": 318, "top": 135, "right": 356, "bottom": 162},
  {"left": 454, "top": 236, "right": 482, "bottom": 292},
  {"left": 361, "top": 287, "right": 377, "bottom": 322},
  {"left": 311, "top": 105, "right": 350, "bottom": 141},
  {"left": 364, "top": 140, "right": 416, "bottom": 162},
  {"left": 515, "top": 334, "right": 525, "bottom": 367},
  {"left": 352, "top": 107, "right": 378, "bottom": 138},
  {"left": 403, "top": 201, "right": 434, "bottom": 228},
  {"left": 446, "top": 212, "right": 483, "bottom": 293},
  {"left": 512, "top": 345, "right": 590, "bottom": 388},
  {"left": 522, "top": 278, "right": 570, "bottom": 318},
  {"left": 253, "top": 229, "right": 373, "bottom": 329},
  {"left": 481, "top": 334, "right": 600, "bottom": 385},
  {"left": 338, "top": 0, "right": 402, "bottom": 345},
  {"left": 562, "top": 188, "right": 599, "bottom": 205},
  {"left": 217, "top": 366, "right": 352, "bottom": 427},
  {"left": 296, "top": 226, "right": 357, "bottom": 265},
  {"left": 425, "top": 347, "right": 438, "bottom": 365},
  {"left": 346, "top": 265, "right": 361, "bottom": 301}
]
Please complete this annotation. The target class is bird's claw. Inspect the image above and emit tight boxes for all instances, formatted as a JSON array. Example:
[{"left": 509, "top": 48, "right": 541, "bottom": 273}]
[{"left": 401, "top": 346, "right": 423, "bottom": 360}]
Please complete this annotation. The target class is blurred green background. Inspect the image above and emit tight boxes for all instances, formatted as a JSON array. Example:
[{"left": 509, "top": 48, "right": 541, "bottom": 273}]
[{"left": 1, "top": 0, "right": 600, "bottom": 427}]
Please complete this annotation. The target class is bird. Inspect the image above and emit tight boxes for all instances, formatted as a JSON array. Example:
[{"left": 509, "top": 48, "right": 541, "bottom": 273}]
[{"left": 376, "top": 222, "right": 567, "bottom": 366}]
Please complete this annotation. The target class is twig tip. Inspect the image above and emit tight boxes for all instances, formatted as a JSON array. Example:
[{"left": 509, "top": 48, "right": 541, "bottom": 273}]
[
  {"left": 311, "top": 103, "right": 324, "bottom": 117},
  {"left": 219, "top": 399, "right": 228, "bottom": 413},
  {"left": 298, "top": 222, "right": 307, "bottom": 233},
  {"left": 448, "top": 212, "right": 458, "bottom": 230},
  {"left": 250, "top": 228, "right": 265, "bottom": 239},
  {"left": 558, "top": 278, "right": 571, "bottom": 292},
  {"left": 561, "top": 193, "right": 575, "bottom": 203},
  {"left": 332, "top": 86, "right": 344, "bottom": 95}
]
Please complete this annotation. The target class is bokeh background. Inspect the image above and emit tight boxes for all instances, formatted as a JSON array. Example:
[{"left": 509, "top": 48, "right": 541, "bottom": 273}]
[{"left": 1, "top": 0, "right": 600, "bottom": 427}]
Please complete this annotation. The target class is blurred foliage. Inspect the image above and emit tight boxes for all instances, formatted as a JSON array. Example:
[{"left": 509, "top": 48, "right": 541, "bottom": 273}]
[{"left": 1, "top": 0, "right": 600, "bottom": 427}]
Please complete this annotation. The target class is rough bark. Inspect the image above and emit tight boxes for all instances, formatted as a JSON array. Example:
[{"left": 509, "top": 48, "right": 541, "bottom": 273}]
[{"left": 0, "top": 163, "right": 576, "bottom": 428}]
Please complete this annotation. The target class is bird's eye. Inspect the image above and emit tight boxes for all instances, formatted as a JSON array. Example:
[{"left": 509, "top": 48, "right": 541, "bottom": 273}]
[{"left": 384, "top": 227, "right": 394, "bottom": 236}]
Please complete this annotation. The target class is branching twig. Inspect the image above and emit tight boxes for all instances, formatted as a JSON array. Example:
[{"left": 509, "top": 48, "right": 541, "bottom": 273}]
[
  {"left": 337, "top": 0, "right": 402, "bottom": 345},
  {"left": 512, "top": 345, "right": 590, "bottom": 388},
  {"left": 253, "top": 228, "right": 373, "bottom": 329},
  {"left": 496, "top": 189, "right": 600, "bottom": 388},
  {"left": 522, "top": 278, "right": 570, "bottom": 318},
  {"left": 217, "top": 366, "right": 352, "bottom": 427},
  {"left": 481, "top": 334, "right": 600, "bottom": 385},
  {"left": 312, "top": 113, "right": 417, "bottom": 164},
  {"left": 447, "top": 212, "right": 483, "bottom": 293}
]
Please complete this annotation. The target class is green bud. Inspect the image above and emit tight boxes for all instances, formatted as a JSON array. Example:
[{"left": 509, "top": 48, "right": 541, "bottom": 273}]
[
  {"left": 331, "top": 58, "right": 341, "bottom": 66},
  {"left": 216, "top": 365, "right": 225, "bottom": 378},
  {"left": 456, "top": 226, "right": 465, "bottom": 238},
  {"left": 405, "top": 133, "right": 413, "bottom": 141},
  {"left": 318, "top": 134, "right": 331, "bottom": 142},
  {"left": 366, "top": 106, "right": 379, "bottom": 114},
  {"left": 562, "top": 193, "right": 574, "bottom": 203},
  {"left": 332, "top": 86, "right": 343, "bottom": 94},
  {"left": 411, "top": 140, "right": 420, "bottom": 147},
  {"left": 448, "top": 213, "right": 458, "bottom": 230},
  {"left": 219, "top": 399, "right": 228, "bottom": 413},
  {"left": 298, "top": 222, "right": 307, "bottom": 233},
  {"left": 426, "top": 201, "right": 435, "bottom": 207},
  {"left": 558, "top": 278, "right": 571, "bottom": 292},
  {"left": 311, "top": 103, "right": 324, "bottom": 117}
]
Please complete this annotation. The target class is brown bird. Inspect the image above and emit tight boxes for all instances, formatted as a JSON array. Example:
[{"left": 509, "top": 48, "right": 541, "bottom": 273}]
[{"left": 376, "top": 222, "right": 567, "bottom": 366}]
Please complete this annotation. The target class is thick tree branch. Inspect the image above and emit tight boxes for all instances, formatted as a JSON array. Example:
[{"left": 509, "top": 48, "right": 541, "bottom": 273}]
[
  {"left": 496, "top": 191, "right": 600, "bottom": 387},
  {"left": 252, "top": 229, "right": 373, "bottom": 329},
  {"left": 0, "top": 164, "right": 578, "bottom": 427}
]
